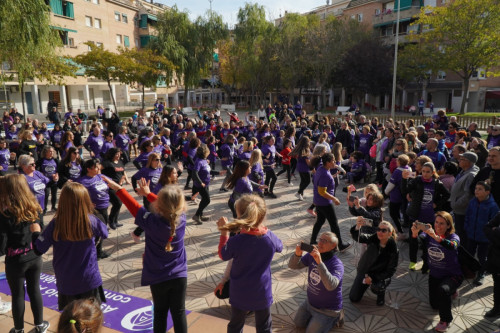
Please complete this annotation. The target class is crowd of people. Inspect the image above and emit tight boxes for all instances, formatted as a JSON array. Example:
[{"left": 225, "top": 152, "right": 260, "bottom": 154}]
[{"left": 0, "top": 102, "right": 500, "bottom": 333}]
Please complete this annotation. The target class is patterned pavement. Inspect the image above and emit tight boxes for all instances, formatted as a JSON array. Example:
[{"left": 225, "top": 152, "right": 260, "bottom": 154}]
[{"left": 15, "top": 160, "right": 500, "bottom": 332}]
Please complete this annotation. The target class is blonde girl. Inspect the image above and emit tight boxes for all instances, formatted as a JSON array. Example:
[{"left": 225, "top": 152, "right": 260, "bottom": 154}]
[
  {"left": 249, "top": 149, "right": 265, "bottom": 196},
  {"left": 217, "top": 194, "right": 283, "bottom": 332}
]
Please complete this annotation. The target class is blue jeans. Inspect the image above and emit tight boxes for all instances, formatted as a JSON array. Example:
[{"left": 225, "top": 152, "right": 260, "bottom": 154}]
[
  {"left": 294, "top": 301, "right": 339, "bottom": 333},
  {"left": 228, "top": 306, "right": 272, "bottom": 333}
]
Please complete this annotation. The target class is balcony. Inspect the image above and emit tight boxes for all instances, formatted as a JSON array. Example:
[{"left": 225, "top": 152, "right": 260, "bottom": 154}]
[
  {"left": 380, "top": 32, "right": 411, "bottom": 45},
  {"left": 373, "top": 6, "right": 421, "bottom": 27}
]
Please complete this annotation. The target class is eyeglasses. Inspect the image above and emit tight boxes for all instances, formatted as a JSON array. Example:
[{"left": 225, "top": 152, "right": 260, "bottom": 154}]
[
  {"left": 395, "top": 143, "right": 403, "bottom": 146},
  {"left": 318, "top": 238, "right": 333, "bottom": 243},
  {"left": 29, "top": 163, "right": 36, "bottom": 166},
  {"left": 154, "top": 159, "right": 161, "bottom": 161},
  {"left": 376, "top": 228, "right": 389, "bottom": 233}
]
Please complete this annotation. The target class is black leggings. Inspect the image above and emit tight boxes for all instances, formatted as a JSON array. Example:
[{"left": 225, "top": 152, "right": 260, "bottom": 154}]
[
  {"left": 311, "top": 204, "right": 343, "bottom": 245},
  {"left": 429, "top": 274, "right": 463, "bottom": 323},
  {"left": 185, "top": 169, "right": 192, "bottom": 187},
  {"left": 276, "top": 164, "right": 291, "bottom": 183},
  {"left": 6, "top": 257, "right": 44, "bottom": 330},
  {"left": 133, "top": 198, "right": 151, "bottom": 236},
  {"left": 291, "top": 158, "right": 297, "bottom": 174},
  {"left": 194, "top": 186, "right": 210, "bottom": 217},
  {"left": 108, "top": 189, "right": 122, "bottom": 227},
  {"left": 264, "top": 169, "right": 277, "bottom": 192},
  {"left": 150, "top": 277, "right": 187, "bottom": 333},
  {"left": 298, "top": 172, "right": 311, "bottom": 195},
  {"left": 44, "top": 180, "right": 58, "bottom": 210},
  {"left": 95, "top": 207, "right": 109, "bottom": 255},
  {"left": 228, "top": 199, "right": 237, "bottom": 218},
  {"left": 388, "top": 201, "right": 404, "bottom": 233}
]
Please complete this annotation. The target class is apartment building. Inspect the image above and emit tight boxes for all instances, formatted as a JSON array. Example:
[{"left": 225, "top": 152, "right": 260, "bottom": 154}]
[
  {"left": 274, "top": 0, "right": 500, "bottom": 113},
  {"left": 1, "top": 0, "right": 175, "bottom": 115}
]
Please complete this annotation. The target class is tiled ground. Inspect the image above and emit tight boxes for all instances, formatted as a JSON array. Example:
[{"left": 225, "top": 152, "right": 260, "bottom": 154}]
[{"left": 2, "top": 158, "right": 500, "bottom": 332}]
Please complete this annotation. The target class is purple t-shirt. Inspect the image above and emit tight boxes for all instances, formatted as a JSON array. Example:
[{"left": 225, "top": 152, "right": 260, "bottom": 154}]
[
  {"left": 61, "top": 141, "right": 74, "bottom": 160},
  {"left": 488, "top": 135, "right": 500, "bottom": 149},
  {"left": 220, "top": 230, "right": 283, "bottom": 310},
  {"left": 24, "top": 171, "right": 50, "bottom": 210},
  {"left": 208, "top": 144, "right": 217, "bottom": 164},
  {"left": 423, "top": 233, "right": 462, "bottom": 279},
  {"left": 135, "top": 207, "right": 187, "bottom": 286},
  {"left": 239, "top": 151, "right": 252, "bottom": 161},
  {"left": 297, "top": 155, "right": 310, "bottom": 173},
  {"left": 134, "top": 152, "right": 151, "bottom": 169},
  {"left": 68, "top": 161, "right": 82, "bottom": 180},
  {"left": 35, "top": 214, "right": 108, "bottom": 295},
  {"left": 261, "top": 144, "right": 276, "bottom": 170},
  {"left": 132, "top": 167, "right": 162, "bottom": 189},
  {"left": 39, "top": 158, "right": 58, "bottom": 178},
  {"left": 85, "top": 134, "right": 104, "bottom": 156},
  {"left": 115, "top": 134, "right": 130, "bottom": 151},
  {"left": 230, "top": 177, "right": 253, "bottom": 203},
  {"left": 0, "top": 148, "right": 10, "bottom": 171},
  {"left": 419, "top": 150, "right": 446, "bottom": 171},
  {"left": 186, "top": 147, "right": 197, "bottom": 170},
  {"left": 313, "top": 166, "right": 335, "bottom": 206},
  {"left": 75, "top": 175, "right": 110, "bottom": 209},
  {"left": 358, "top": 133, "right": 372, "bottom": 155},
  {"left": 301, "top": 253, "right": 344, "bottom": 311},
  {"left": 417, "top": 180, "right": 436, "bottom": 223},
  {"left": 220, "top": 143, "right": 234, "bottom": 168},
  {"left": 100, "top": 141, "right": 114, "bottom": 158},
  {"left": 389, "top": 166, "right": 409, "bottom": 203},
  {"left": 193, "top": 158, "right": 211, "bottom": 187},
  {"left": 50, "top": 130, "right": 64, "bottom": 144}
]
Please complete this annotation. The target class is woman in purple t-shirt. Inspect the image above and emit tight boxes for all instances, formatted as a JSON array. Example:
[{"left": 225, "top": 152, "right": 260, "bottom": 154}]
[
  {"left": 411, "top": 212, "right": 462, "bottom": 332},
  {"left": 290, "top": 136, "right": 311, "bottom": 201},
  {"left": 217, "top": 194, "right": 283, "bottom": 332}
]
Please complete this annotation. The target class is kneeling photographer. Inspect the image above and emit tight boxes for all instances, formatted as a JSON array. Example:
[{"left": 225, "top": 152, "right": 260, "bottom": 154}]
[{"left": 349, "top": 219, "right": 399, "bottom": 306}]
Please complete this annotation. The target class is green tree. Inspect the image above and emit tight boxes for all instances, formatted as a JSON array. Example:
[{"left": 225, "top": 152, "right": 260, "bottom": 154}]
[
  {"left": 120, "top": 48, "right": 175, "bottom": 110},
  {"left": 0, "top": 0, "right": 74, "bottom": 119},
  {"left": 74, "top": 43, "right": 134, "bottom": 112},
  {"left": 152, "top": 6, "right": 227, "bottom": 106},
  {"left": 410, "top": 0, "right": 500, "bottom": 113}
]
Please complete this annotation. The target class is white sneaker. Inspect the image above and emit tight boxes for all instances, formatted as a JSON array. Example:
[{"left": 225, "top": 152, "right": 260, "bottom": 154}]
[
  {"left": 287, "top": 182, "right": 294, "bottom": 187},
  {"left": 295, "top": 193, "right": 304, "bottom": 201}
]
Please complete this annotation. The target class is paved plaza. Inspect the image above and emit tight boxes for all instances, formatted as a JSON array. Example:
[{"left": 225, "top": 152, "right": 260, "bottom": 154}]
[{"left": 1, "top": 160, "right": 500, "bottom": 332}]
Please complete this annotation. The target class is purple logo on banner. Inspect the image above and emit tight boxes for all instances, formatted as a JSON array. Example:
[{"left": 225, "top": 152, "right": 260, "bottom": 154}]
[{"left": 0, "top": 273, "right": 188, "bottom": 332}]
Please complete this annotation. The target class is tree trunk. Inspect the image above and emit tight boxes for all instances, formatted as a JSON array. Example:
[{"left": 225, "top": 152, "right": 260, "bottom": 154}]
[
  {"left": 107, "top": 80, "right": 118, "bottom": 113},
  {"left": 20, "top": 82, "right": 26, "bottom": 122},
  {"left": 460, "top": 78, "right": 470, "bottom": 114},
  {"left": 142, "top": 85, "right": 146, "bottom": 110},
  {"left": 184, "top": 85, "right": 189, "bottom": 107}
]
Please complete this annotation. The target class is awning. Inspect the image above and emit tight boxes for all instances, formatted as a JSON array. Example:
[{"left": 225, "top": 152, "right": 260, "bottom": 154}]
[
  {"left": 373, "top": 17, "right": 412, "bottom": 28},
  {"left": 65, "top": 58, "right": 86, "bottom": 76},
  {"left": 50, "top": 25, "right": 77, "bottom": 33},
  {"left": 486, "top": 91, "right": 500, "bottom": 100},
  {"left": 146, "top": 14, "right": 157, "bottom": 21}
]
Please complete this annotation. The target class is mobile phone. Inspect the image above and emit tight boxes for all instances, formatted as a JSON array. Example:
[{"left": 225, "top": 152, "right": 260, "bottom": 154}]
[
  {"left": 416, "top": 222, "right": 430, "bottom": 231},
  {"left": 300, "top": 242, "right": 315, "bottom": 253},
  {"left": 363, "top": 219, "right": 373, "bottom": 227},
  {"left": 348, "top": 195, "right": 358, "bottom": 202},
  {"left": 409, "top": 171, "right": 417, "bottom": 178}
]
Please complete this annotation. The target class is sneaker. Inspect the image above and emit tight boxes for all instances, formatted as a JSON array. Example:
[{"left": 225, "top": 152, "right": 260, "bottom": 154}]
[
  {"left": 338, "top": 242, "right": 352, "bottom": 253},
  {"left": 306, "top": 209, "right": 317, "bottom": 218},
  {"left": 287, "top": 182, "right": 294, "bottom": 187},
  {"left": 192, "top": 215, "right": 203, "bottom": 225},
  {"left": 9, "top": 329, "right": 24, "bottom": 333},
  {"left": 35, "top": 321, "right": 50, "bottom": 333},
  {"left": 295, "top": 193, "right": 304, "bottom": 201},
  {"left": 130, "top": 232, "right": 141, "bottom": 244},
  {"left": 268, "top": 192, "right": 277, "bottom": 199},
  {"left": 219, "top": 188, "right": 228, "bottom": 192},
  {"left": 434, "top": 321, "right": 450, "bottom": 332},
  {"left": 484, "top": 307, "right": 500, "bottom": 318},
  {"left": 200, "top": 216, "right": 210, "bottom": 222},
  {"left": 408, "top": 262, "right": 417, "bottom": 271},
  {"left": 473, "top": 273, "right": 485, "bottom": 286}
]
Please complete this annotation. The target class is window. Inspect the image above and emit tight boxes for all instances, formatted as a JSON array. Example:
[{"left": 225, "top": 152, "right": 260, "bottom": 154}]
[
  {"left": 375, "top": 9, "right": 381, "bottom": 15},
  {"left": 50, "top": 0, "right": 74, "bottom": 19},
  {"left": 116, "top": 34, "right": 122, "bottom": 44},
  {"left": 85, "top": 16, "right": 93, "bottom": 27},
  {"left": 437, "top": 71, "right": 446, "bottom": 80},
  {"left": 115, "top": 12, "right": 121, "bottom": 21},
  {"left": 92, "top": 0, "right": 99, "bottom": 3},
  {"left": 124, "top": 36, "right": 130, "bottom": 47},
  {"left": 357, "top": 13, "right": 363, "bottom": 22},
  {"left": 472, "top": 68, "right": 486, "bottom": 80},
  {"left": 122, "top": 14, "right": 128, "bottom": 23},
  {"left": 68, "top": 38, "right": 75, "bottom": 47},
  {"left": 135, "top": 38, "right": 139, "bottom": 47},
  {"left": 350, "top": 15, "right": 356, "bottom": 20},
  {"left": 96, "top": 42, "right": 103, "bottom": 48},
  {"left": 94, "top": 18, "right": 101, "bottom": 29},
  {"left": 87, "top": 42, "right": 93, "bottom": 51}
]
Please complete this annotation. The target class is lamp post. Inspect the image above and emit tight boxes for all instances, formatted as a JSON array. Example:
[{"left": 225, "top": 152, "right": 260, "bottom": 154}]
[
  {"left": 391, "top": 0, "right": 401, "bottom": 118},
  {"left": 209, "top": 0, "right": 214, "bottom": 107}
]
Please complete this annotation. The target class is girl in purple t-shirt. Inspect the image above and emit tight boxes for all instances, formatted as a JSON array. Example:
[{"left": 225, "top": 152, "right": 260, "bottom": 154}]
[
  {"left": 217, "top": 194, "right": 283, "bottom": 332},
  {"left": 290, "top": 136, "right": 311, "bottom": 201}
]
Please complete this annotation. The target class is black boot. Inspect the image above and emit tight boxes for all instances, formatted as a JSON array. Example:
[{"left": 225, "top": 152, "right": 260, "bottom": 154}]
[{"left": 376, "top": 292, "right": 385, "bottom": 306}]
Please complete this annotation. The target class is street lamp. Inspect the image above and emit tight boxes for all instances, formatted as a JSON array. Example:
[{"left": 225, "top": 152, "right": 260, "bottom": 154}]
[
  {"left": 391, "top": 0, "right": 401, "bottom": 118},
  {"left": 209, "top": 0, "right": 214, "bottom": 107}
]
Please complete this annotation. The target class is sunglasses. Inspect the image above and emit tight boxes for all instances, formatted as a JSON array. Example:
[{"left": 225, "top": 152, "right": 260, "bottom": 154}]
[
  {"left": 376, "top": 228, "right": 389, "bottom": 233},
  {"left": 318, "top": 238, "right": 333, "bottom": 243},
  {"left": 29, "top": 163, "right": 36, "bottom": 166}
]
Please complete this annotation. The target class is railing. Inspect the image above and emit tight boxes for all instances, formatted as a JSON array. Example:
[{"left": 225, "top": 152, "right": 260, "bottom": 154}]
[{"left": 373, "top": 6, "right": 421, "bottom": 26}]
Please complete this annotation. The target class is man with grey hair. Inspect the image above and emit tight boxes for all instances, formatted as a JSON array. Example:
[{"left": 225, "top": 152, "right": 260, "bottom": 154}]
[
  {"left": 289, "top": 232, "right": 344, "bottom": 332},
  {"left": 450, "top": 151, "right": 479, "bottom": 242},
  {"left": 419, "top": 138, "right": 447, "bottom": 170},
  {"left": 468, "top": 122, "right": 481, "bottom": 138}
]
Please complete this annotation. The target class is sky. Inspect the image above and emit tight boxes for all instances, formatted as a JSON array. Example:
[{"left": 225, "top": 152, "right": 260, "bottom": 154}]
[{"left": 155, "top": 0, "right": 329, "bottom": 27}]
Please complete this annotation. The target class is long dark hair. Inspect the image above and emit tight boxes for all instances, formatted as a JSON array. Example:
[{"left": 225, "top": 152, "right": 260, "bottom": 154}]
[{"left": 227, "top": 160, "right": 250, "bottom": 189}]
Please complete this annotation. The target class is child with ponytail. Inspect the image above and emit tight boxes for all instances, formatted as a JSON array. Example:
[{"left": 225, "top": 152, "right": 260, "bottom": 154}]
[
  {"left": 105, "top": 179, "right": 188, "bottom": 333},
  {"left": 217, "top": 194, "right": 283, "bottom": 332}
]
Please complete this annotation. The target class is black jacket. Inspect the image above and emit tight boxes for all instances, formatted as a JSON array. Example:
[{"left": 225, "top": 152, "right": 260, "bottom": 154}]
[
  {"left": 350, "top": 226, "right": 399, "bottom": 281},
  {"left": 484, "top": 212, "right": 500, "bottom": 273},
  {"left": 401, "top": 177, "right": 450, "bottom": 220}
]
